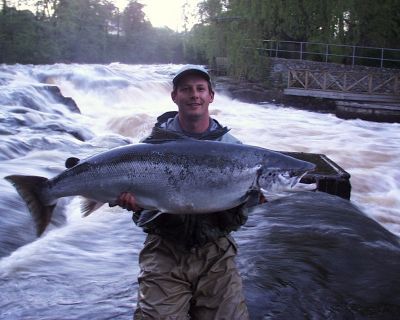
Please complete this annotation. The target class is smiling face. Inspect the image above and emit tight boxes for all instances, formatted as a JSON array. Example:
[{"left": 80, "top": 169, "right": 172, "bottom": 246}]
[{"left": 171, "top": 73, "right": 214, "bottom": 130}]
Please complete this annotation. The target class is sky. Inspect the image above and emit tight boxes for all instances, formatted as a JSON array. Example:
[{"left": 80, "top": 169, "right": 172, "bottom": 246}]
[
  {"left": 114, "top": 0, "right": 201, "bottom": 32},
  {"left": 10, "top": 0, "right": 202, "bottom": 32}
]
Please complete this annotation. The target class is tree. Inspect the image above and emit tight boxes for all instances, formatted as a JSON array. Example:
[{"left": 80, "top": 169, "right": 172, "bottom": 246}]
[
  {"left": 0, "top": 7, "right": 55, "bottom": 63},
  {"left": 51, "top": 0, "right": 117, "bottom": 62},
  {"left": 121, "top": 0, "right": 149, "bottom": 36},
  {"left": 118, "top": 0, "right": 151, "bottom": 62},
  {"left": 34, "top": 0, "right": 60, "bottom": 20},
  {"left": 2, "top": 0, "right": 7, "bottom": 12},
  {"left": 184, "top": 0, "right": 400, "bottom": 80}
]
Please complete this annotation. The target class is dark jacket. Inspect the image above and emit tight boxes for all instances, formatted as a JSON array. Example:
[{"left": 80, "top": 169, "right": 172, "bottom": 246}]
[{"left": 133, "top": 111, "right": 249, "bottom": 249}]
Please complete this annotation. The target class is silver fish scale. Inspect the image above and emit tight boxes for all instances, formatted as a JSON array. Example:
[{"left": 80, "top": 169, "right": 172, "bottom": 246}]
[{"left": 40, "top": 140, "right": 314, "bottom": 214}]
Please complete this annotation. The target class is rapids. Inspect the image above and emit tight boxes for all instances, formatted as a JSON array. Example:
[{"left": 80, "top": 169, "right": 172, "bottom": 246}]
[{"left": 0, "top": 63, "right": 399, "bottom": 319}]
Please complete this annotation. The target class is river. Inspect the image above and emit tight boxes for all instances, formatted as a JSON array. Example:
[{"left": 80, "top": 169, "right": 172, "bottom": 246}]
[{"left": 0, "top": 63, "right": 399, "bottom": 319}]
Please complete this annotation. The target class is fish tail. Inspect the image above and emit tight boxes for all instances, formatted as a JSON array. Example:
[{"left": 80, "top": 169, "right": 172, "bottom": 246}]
[{"left": 5, "top": 175, "right": 54, "bottom": 236}]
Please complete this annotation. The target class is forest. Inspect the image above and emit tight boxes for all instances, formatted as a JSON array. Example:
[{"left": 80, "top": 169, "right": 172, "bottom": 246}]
[{"left": 1, "top": 0, "right": 399, "bottom": 79}]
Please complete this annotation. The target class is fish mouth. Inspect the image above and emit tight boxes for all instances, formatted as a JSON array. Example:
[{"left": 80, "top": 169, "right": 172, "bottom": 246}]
[
  {"left": 260, "top": 172, "right": 316, "bottom": 202},
  {"left": 261, "top": 165, "right": 317, "bottom": 197},
  {"left": 280, "top": 170, "right": 316, "bottom": 190},
  {"left": 276, "top": 170, "right": 307, "bottom": 188}
]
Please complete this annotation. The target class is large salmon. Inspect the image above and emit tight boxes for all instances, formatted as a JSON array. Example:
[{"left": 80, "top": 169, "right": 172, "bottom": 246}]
[{"left": 5, "top": 139, "right": 315, "bottom": 235}]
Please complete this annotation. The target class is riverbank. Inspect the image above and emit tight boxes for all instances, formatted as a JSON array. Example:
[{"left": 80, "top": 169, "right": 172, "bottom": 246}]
[
  {"left": 215, "top": 76, "right": 336, "bottom": 113},
  {"left": 215, "top": 76, "right": 400, "bottom": 123}
]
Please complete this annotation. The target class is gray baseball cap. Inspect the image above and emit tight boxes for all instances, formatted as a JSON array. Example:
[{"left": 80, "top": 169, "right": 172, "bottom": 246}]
[{"left": 172, "top": 65, "right": 211, "bottom": 86}]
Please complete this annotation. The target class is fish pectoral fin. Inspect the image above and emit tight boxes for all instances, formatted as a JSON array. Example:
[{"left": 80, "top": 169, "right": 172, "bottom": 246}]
[
  {"left": 137, "top": 210, "right": 163, "bottom": 227},
  {"left": 81, "top": 199, "right": 105, "bottom": 217}
]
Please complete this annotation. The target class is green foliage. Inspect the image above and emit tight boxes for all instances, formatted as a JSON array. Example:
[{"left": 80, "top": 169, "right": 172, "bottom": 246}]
[
  {"left": 187, "top": 0, "right": 400, "bottom": 80},
  {"left": 0, "top": 0, "right": 186, "bottom": 64},
  {"left": 228, "top": 40, "right": 270, "bottom": 83},
  {"left": 183, "top": 24, "right": 213, "bottom": 64},
  {"left": 51, "top": 0, "right": 116, "bottom": 62},
  {"left": 0, "top": 0, "right": 398, "bottom": 70},
  {"left": 0, "top": 8, "right": 53, "bottom": 63}
]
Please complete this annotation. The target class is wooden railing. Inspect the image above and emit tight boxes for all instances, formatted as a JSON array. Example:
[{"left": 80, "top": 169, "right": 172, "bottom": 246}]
[{"left": 287, "top": 70, "right": 400, "bottom": 96}]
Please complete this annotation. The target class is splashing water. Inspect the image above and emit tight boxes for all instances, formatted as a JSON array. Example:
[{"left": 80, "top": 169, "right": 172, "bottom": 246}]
[{"left": 0, "top": 63, "right": 399, "bottom": 319}]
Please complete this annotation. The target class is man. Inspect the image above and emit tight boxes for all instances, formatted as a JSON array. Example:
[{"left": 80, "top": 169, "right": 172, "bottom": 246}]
[{"left": 117, "top": 65, "right": 250, "bottom": 319}]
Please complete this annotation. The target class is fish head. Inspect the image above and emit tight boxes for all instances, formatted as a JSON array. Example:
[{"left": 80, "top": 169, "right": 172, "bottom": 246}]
[{"left": 257, "top": 152, "right": 316, "bottom": 193}]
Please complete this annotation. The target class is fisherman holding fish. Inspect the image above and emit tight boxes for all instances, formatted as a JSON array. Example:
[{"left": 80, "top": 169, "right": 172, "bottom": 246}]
[
  {"left": 5, "top": 65, "right": 315, "bottom": 319},
  {"left": 117, "top": 65, "right": 251, "bottom": 319}
]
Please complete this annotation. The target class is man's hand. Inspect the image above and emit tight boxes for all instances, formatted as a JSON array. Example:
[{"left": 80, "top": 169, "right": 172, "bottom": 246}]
[
  {"left": 112, "top": 192, "right": 142, "bottom": 212},
  {"left": 244, "top": 189, "right": 267, "bottom": 208}
]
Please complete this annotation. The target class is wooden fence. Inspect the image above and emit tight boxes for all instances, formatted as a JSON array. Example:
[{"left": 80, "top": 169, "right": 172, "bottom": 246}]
[{"left": 285, "top": 70, "right": 400, "bottom": 103}]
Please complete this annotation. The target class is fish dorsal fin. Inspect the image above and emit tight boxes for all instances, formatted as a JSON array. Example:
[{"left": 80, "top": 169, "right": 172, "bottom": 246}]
[
  {"left": 141, "top": 127, "right": 190, "bottom": 144},
  {"left": 81, "top": 199, "right": 104, "bottom": 217},
  {"left": 142, "top": 126, "right": 230, "bottom": 144},
  {"left": 65, "top": 157, "right": 80, "bottom": 168}
]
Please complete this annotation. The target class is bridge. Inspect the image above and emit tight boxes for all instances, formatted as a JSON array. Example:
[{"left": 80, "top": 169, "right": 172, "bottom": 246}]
[
  {"left": 263, "top": 40, "right": 400, "bottom": 121},
  {"left": 283, "top": 69, "right": 400, "bottom": 122},
  {"left": 213, "top": 39, "right": 400, "bottom": 121},
  {"left": 284, "top": 69, "right": 400, "bottom": 103}
]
